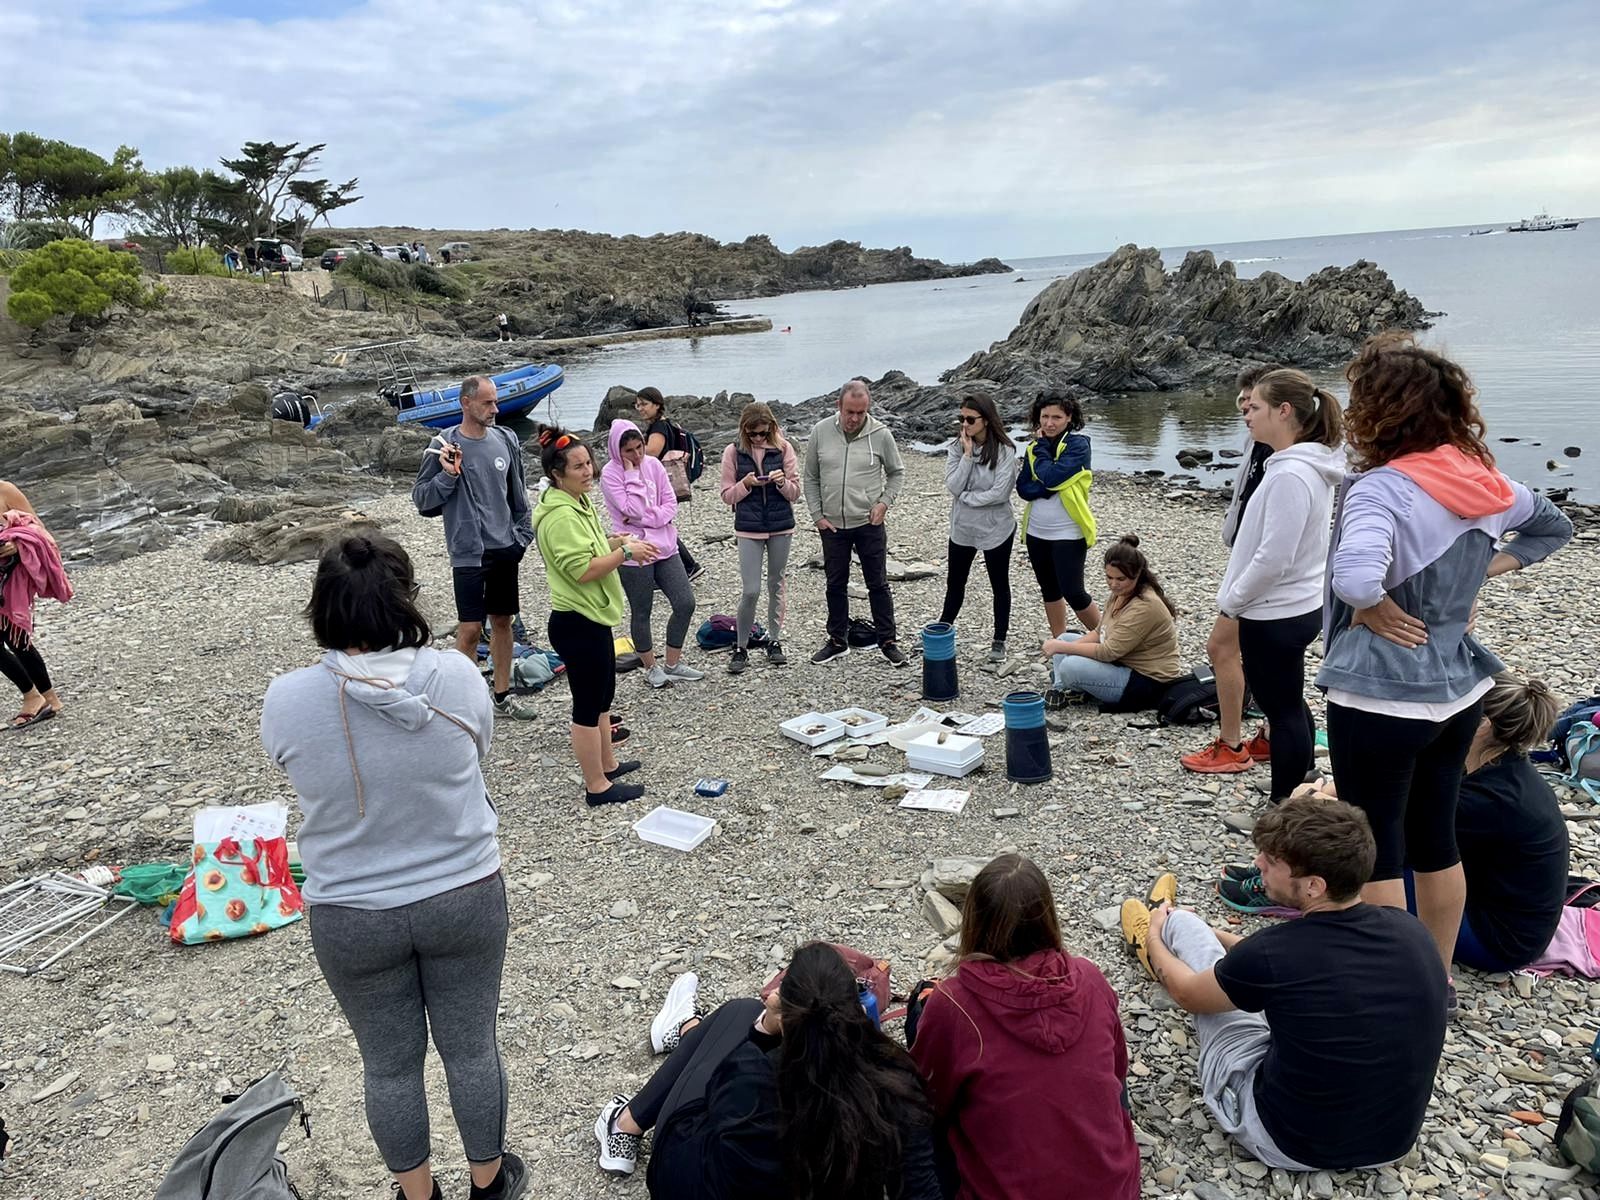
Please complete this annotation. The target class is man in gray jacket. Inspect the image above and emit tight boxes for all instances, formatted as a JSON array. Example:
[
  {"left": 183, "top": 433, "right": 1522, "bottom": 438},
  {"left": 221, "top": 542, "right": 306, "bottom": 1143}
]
[
  {"left": 802, "top": 379, "right": 907, "bottom": 665},
  {"left": 412, "top": 375, "right": 537, "bottom": 717}
]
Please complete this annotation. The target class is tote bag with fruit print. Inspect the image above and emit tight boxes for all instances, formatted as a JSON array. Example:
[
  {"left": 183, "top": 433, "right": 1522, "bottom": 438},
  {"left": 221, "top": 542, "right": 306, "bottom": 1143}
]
[{"left": 170, "top": 834, "right": 304, "bottom": 945}]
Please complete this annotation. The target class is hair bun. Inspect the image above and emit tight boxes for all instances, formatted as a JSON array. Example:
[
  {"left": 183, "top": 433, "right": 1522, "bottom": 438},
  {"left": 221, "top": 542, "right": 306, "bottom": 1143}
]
[
  {"left": 1118, "top": 534, "right": 1141, "bottom": 548},
  {"left": 344, "top": 536, "right": 375, "bottom": 566}
]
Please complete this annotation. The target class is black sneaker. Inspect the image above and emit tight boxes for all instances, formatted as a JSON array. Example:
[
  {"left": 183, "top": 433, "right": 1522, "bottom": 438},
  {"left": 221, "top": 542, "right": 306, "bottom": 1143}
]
[
  {"left": 475, "top": 1149, "right": 529, "bottom": 1200},
  {"left": 728, "top": 647, "right": 750, "bottom": 675},
  {"left": 811, "top": 639, "right": 850, "bottom": 664},
  {"left": 880, "top": 641, "right": 908, "bottom": 668},
  {"left": 586, "top": 781, "right": 644, "bottom": 806},
  {"left": 1222, "top": 863, "right": 1258, "bottom": 882},
  {"left": 1216, "top": 874, "right": 1297, "bottom": 917},
  {"left": 766, "top": 641, "right": 788, "bottom": 666}
]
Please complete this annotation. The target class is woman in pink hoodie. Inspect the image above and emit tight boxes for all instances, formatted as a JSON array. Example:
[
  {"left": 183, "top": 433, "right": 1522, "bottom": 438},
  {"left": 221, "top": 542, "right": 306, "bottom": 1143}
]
[
  {"left": 601, "top": 420, "right": 702, "bottom": 690},
  {"left": 909, "top": 854, "right": 1140, "bottom": 1200},
  {"left": 0, "top": 481, "right": 70, "bottom": 729}
]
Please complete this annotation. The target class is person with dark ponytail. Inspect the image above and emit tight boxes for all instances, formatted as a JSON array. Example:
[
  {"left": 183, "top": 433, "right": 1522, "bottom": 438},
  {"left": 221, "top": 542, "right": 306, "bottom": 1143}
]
[
  {"left": 530, "top": 426, "right": 660, "bottom": 806},
  {"left": 593, "top": 942, "right": 941, "bottom": 1200},
  {"left": 1042, "top": 535, "right": 1184, "bottom": 711},
  {"left": 260, "top": 534, "right": 526, "bottom": 1200},
  {"left": 1318, "top": 333, "right": 1572, "bottom": 985},
  {"left": 940, "top": 394, "right": 1019, "bottom": 662},
  {"left": 909, "top": 854, "right": 1140, "bottom": 1200},
  {"left": 1017, "top": 391, "right": 1099, "bottom": 637},
  {"left": 1209, "top": 368, "right": 1347, "bottom": 803}
]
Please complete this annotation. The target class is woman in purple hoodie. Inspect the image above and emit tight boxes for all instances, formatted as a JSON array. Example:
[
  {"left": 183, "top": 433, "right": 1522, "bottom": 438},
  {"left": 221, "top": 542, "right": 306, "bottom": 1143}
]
[
  {"left": 1319, "top": 333, "right": 1572, "bottom": 987},
  {"left": 601, "top": 420, "right": 702, "bottom": 690}
]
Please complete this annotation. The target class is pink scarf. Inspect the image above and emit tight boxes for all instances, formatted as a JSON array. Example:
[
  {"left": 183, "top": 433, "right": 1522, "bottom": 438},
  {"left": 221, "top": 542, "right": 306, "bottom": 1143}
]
[{"left": 0, "top": 511, "right": 72, "bottom": 641}]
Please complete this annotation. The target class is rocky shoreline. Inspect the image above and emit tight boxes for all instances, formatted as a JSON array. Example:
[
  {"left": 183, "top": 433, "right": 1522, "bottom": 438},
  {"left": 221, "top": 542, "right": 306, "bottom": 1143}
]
[{"left": 2, "top": 454, "right": 1598, "bottom": 1200}]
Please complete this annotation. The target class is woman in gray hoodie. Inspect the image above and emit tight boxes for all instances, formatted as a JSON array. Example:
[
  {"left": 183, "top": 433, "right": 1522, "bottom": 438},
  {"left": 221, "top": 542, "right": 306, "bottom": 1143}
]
[
  {"left": 1216, "top": 369, "right": 1347, "bottom": 805},
  {"left": 938, "top": 394, "right": 1019, "bottom": 661},
  {"left": 260, "top": 535, "right": 526, "bottom": 1200}
]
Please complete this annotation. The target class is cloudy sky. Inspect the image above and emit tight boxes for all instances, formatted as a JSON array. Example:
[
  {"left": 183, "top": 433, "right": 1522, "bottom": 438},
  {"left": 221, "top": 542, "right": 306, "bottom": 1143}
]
[{"left": 3, "top": 0, "right": 1597, "bottom": 260}]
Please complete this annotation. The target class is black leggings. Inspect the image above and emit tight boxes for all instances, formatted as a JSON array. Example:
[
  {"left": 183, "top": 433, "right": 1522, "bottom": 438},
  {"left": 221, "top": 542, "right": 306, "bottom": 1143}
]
[
  {"left": 1238, "top": 608, "right": 1321, "bottom": 801},
  {"left": 0, "top": 630, "right": 51, "bottom": 697},
  {"left": 1024, "top": 535, "right": 1092, "bottom": 611},
  {"left": 547, "top": 608, "right": 616, "bottom": 727},
  {"left": 1326, "top": 700, "right": 1483, "bottom": 879},
  {"left": 939, "top": 533, "right": 1013, "bottom": 640}
]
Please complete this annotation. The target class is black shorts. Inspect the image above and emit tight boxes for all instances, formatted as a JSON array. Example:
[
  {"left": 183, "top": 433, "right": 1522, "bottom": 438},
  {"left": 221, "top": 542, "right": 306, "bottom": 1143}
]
[
  {"left": 1025, "top": 534, "right": 1092, "bottom": 611},
  {"left": 452, "top": 546, "right": 522, "bottom": 623}
]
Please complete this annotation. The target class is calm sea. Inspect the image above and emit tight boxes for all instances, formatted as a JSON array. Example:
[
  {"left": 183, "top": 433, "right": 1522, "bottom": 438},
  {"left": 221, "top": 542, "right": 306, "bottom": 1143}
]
[{"left": 539, "top": 221, "right": 1600, "bottom": 500}]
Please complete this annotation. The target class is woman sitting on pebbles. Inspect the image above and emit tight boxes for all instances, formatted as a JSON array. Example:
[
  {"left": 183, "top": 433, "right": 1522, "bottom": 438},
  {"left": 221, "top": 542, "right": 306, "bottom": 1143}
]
[
  {"left": 532, "top": 426, "right": 659, "bottom": 806},
  {"left": 909, "top": 854, "right": 1141, "bottom": 1200},
  {"left": 1017, "top": 391, "right": 1099, "bottom": 638},
  {"left": 1043, "top": 535, "right": 1185, "bottom": 711},
  {"left": 0, "top": 480, "right": 70, "bottom": 729},
  {"left": 601, "top": 419, "right": 702, "bottom": 690},
  {"left": 594, "top": 942, "right": 941, "bottom": 1200},
  {"left": 939, "top": 394, "right": 1019, "bottom": 663},
  {"left": 718, "top": 401, "right": 800, "bottom": 674},
  {"left": 260, "top": 534, "right": 527, "bottom": 1200}
]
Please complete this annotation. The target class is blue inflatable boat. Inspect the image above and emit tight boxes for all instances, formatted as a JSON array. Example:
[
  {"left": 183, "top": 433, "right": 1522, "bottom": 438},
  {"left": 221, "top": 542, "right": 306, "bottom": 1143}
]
[{"left": 395, "top": 363, "right": 564, "bottom": 429}]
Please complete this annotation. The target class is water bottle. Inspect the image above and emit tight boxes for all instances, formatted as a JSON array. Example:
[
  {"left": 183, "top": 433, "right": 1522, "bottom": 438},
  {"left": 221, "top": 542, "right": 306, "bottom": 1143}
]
[{"left": 857, "top": 978, "right": 881, "bottom": 1027}]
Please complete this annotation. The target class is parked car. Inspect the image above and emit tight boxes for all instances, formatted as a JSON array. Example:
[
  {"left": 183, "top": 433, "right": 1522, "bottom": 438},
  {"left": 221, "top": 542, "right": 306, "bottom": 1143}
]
[
  {"left": 381, "top": 245, "right": 411, "bottom": 262},
  {"left": 437, "top": 241, "right": 471, "bottom": 263},
  {"left": 319, "top": 245, "right": 361, "bottom": 270},
  {"left": 254, "top": 238, "right": 303, "bottom": 271}
]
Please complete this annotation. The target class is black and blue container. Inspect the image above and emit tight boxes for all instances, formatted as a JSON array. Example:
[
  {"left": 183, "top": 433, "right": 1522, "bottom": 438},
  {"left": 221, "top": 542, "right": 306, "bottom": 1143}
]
[
  {"left": 1003, "top": 690, "right": 1052, "bottom": 784},
  {"left": 921, "top": 621, "right": 959, "bottom": 702}
]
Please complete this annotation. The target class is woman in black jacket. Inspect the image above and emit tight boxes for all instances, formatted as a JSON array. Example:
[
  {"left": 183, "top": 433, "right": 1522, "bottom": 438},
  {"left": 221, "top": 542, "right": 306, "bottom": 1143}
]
[{"left": 594, "top": 943, "right": 942, "bottom": 1200}]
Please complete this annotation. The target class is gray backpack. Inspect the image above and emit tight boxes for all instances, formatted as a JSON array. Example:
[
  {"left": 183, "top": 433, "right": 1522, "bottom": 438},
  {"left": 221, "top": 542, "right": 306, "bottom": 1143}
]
[{"left": 153, "top": 1073, "right": 309, "bottom": 1200}]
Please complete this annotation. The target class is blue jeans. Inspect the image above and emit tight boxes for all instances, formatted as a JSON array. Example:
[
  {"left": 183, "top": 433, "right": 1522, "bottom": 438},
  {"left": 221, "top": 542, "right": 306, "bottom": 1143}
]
[
  {"left": 1401, "top": 869, "right": 1507, "bottom": 972},
  {"left": 1051, "top": 634, "right": 1131, "bottom": 704}
]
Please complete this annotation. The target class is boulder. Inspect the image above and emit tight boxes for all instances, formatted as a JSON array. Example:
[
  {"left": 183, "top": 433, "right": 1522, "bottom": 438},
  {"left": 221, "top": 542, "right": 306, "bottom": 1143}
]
[
  {"left": 921, "top": 855, "right": 993, "bottom": 904},
  {"left": 922, "top": 889, "right": 963, "bottom": 937},
  {"left": 315, "top": 395, "right": 436, "bottom": 480},
  {"left": 203, "top": 506, "right": 383, "bottom": 565}
]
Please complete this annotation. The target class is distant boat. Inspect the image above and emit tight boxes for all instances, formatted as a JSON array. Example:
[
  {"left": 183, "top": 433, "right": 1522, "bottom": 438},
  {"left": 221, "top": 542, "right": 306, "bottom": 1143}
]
[
  {"left": 1507, "top": 211, "right": 1582, "bottom": 233},
  {"left": 1468, "top": 228, "right": 1495, "bottom": 236}
]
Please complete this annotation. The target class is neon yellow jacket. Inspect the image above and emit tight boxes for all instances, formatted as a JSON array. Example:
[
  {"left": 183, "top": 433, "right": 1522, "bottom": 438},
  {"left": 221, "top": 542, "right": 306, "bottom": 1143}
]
[{"left": 1018, "top": 439, "right": 1097, "bottom": 546}]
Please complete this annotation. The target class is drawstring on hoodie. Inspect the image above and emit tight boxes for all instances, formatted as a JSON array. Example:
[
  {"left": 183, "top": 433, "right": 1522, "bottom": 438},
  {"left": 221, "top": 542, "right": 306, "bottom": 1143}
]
[{"left": 323, "top": 666, "right": 477, "bottom": 818}]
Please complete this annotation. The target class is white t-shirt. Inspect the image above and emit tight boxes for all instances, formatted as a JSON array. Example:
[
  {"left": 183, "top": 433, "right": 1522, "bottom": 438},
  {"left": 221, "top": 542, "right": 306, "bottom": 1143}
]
[
  {"left": 1027, "top": 494, "right": 1083, "bottom": 540},
  {"left": 1327, "top": 675, "right": 1493, "bottom": 722}
]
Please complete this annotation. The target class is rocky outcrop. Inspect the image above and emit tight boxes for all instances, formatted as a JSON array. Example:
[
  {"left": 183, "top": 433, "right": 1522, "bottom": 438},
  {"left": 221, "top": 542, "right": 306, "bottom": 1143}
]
[
  {"left": 948, "top": 244, "right": 1432, "bottom": 395},
  {"left": 203, "top": 506, "right": 383, "bottom": 565},
  {"left": 314, "top": 395, "right": 436, "bottom": 480}
]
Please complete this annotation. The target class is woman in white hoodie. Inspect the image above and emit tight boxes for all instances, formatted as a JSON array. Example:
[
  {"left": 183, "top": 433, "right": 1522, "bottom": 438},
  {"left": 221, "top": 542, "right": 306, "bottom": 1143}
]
[{"left": 1216, "top": 369, "right": 1346, "bottom": 803}]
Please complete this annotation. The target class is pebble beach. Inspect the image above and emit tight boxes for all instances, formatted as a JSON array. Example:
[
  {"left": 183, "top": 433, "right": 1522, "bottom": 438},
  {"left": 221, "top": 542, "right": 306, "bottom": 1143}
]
[{"left": 2, "top": 453, "right": 1599, "bottom": 1200}]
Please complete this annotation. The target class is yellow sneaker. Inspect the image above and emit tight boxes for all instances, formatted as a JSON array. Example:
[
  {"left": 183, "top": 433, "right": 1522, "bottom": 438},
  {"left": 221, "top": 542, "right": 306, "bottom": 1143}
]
[
  {"left": 1120, "top": 898, "right": 1153, "bottom": 979},
  {"left": 1148, "top": 872, "right": 1177, "bottom": 906}
]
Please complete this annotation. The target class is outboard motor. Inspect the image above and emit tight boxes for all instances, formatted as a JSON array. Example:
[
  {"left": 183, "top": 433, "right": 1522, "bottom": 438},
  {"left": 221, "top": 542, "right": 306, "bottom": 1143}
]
[{"left": 270, "top": 391, "right": 314, "bottom": 428}]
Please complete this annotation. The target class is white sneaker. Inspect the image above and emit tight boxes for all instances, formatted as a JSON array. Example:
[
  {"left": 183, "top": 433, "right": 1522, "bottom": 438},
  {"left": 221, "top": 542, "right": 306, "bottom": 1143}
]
[
  {"left": 594, "top": 1094, "right": 640, "bottom": 1175},
  {"left": 664, "top": 662, "right": 704, "bottom": 682},
  {"left": 650, "top": 970, "right": 700, "bottom": 1054},
  {"left": 645, "top": 664, "right": 672, "bottom": 689}
]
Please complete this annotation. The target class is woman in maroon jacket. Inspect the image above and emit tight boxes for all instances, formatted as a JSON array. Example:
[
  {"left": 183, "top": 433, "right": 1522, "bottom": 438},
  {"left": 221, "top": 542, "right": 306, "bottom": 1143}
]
[{"left": 909, "top": 854, "right": 1140, "bottom": 1200}]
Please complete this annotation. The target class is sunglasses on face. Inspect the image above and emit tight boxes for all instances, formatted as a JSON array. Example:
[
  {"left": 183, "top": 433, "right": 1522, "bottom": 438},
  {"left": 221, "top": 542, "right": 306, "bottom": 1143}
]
[
  {"left": 746, "top": 428, "right": 770, "bottom": 438},
  {"left": 959, "top": 415, "right": 983, "bottom": 425}
]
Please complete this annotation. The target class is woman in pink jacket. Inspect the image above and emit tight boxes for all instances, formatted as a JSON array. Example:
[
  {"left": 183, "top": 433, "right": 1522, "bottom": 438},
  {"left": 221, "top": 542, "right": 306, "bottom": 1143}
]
[
  {"left": 601, "top": 420, "right": 702, "bottom": 690},
  {"left": 718, "top": 403, "right": 800, "bottom": 674},
  {"left": 0, "top": 481, "right": 70, "bottom": 729}
]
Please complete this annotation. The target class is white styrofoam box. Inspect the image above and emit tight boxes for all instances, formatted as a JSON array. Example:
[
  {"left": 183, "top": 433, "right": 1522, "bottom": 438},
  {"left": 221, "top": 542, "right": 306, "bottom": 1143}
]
[
  {"left": 780, "top": 711, "right": 848, "bottom": 747},
  {"left": 825, "top": 707, "right": 889, "bottom": 738},
  {"left": 633, "top": 806, "right": 717, "bottom": 851}
]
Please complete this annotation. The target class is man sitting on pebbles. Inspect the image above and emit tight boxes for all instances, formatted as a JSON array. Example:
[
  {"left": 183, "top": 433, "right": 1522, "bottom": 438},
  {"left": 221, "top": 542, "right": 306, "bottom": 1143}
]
[{"left": 1122, "top": 795, "right": 1447, "bottom": 1172}]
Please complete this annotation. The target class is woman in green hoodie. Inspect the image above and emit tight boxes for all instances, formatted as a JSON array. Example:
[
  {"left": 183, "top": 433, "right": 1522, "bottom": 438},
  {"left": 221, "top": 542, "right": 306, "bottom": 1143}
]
[{"left": 532, "top": 427, "right": 659, "bottom": 806}]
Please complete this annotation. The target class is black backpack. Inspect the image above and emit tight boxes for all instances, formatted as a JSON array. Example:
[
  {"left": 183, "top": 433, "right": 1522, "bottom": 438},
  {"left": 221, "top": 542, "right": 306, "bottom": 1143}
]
[
  {"left": 1157, "top": 672, "right": 1223, "bottom": 726},
  {"left": 670, "top": 423, "right": 706, "bottom": 483}
]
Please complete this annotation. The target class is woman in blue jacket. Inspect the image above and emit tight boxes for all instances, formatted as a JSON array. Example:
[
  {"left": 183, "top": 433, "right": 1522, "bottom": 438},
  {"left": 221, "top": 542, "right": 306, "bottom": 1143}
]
[{"left": 1016, "top": 391, "right": 1099, "bottom": 637}]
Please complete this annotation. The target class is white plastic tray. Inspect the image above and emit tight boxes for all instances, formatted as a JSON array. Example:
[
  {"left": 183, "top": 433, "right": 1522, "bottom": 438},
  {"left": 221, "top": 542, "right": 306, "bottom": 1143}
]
[
  {"left": 780, "top": 712, "right": 848, "bottom": 747},
  {"left": 633, "top": 806, "right": 717, "bottom": 852},
  {"left": 907, "top": 752, "right": 984, "bottom": 779},
  {"left": 826, "top": 707, "right": 889, "bottom": 738}
]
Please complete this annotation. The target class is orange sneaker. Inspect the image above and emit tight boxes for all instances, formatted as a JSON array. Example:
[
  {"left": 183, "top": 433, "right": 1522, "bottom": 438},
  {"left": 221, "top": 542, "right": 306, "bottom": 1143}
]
[
  {"left": 1180, "top": 738, "right": 1254, "bottom": 774},
  {"left": 1244, "top": 728, "right": 1271, "bottom": 763}
]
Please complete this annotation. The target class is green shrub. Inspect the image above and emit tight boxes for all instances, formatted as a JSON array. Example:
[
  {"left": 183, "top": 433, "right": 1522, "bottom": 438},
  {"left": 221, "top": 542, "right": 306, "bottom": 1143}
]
[
  {"left": 5, "top": 238, "right": 159, "bottom": 328},
  {"left": 408, "top": 262, "right": 466, "bottom": 299},
  {"left": 302, "top": 233, "right": 336, "bottom": 258},
  {"left": 0, "top": 248, "right": 29, "bottom": 275},
  {"left": 167, "top": 246, "right": 229, "bottom": 276},
  {"left": 0, "top": 219, "right": 79, "bottom": 251},
  {"left": 335, "top": 251, "right": 409, "bottom": 291}
]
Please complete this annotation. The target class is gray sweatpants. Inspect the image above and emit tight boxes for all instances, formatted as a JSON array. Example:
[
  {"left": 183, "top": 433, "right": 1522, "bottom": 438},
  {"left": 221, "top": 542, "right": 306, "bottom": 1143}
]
[
  {"left": 309, "top": 873, "right": 510, "bottom": 1171},
  {"left": 737, "top": 534, "right": 791, "bottom": 646},
  {"left": 1160, "top": 910, "right": 1313, "bottom": 1171},
  {"left": 619, "top": 552, "right": 696, "bottom": 655}
]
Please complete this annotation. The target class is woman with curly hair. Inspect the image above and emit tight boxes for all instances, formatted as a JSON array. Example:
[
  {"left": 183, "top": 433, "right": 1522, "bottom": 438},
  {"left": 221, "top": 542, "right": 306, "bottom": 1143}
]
[
  {"left": 1016, "top": 391, "right": 1099, "bottom": 637},
  {"left": 593, "top": 942, "right": 941, "bottom": 1200},
  {"left": 1317, "top": 333, "right": 1571, "bottom": 989}
]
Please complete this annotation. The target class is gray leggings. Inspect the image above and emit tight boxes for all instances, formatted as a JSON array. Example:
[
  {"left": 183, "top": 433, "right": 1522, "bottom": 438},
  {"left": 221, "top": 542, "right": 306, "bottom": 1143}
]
[
  {"left": 619, "top": 552, "right": 696, "bottom": 655},
  {"left": 309, "top": 873, "right": 510, "bottom": 1172},
  {"left": 737, "top": 534, "right": 791, "bottom": 646}
]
